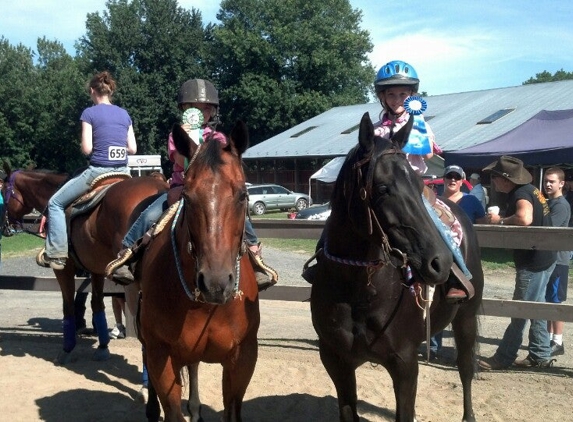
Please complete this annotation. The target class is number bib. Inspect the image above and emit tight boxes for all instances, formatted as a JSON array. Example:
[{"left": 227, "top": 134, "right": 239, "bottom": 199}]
[{"left": 108, "top": 146, "right": 127, "bottom": 161}]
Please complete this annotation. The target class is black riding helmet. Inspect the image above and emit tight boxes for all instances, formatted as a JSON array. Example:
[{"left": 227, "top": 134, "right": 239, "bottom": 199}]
[
  {"left": 177, "top": 78, "right": 220, "bottom": 127},
  {"left": 177, "top": 79, "right": 219, "bottom": 108}
]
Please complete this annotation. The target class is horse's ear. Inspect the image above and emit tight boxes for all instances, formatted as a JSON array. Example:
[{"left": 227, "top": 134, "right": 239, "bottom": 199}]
[
  {"left": 2, "top": 158, "right": 12, "bottom": 177},
  {"left": 229, "top": 120, "right": 249, "bottom": 155},
  {"left": 390, "top": 114, "right": 414, "bottom": 150},
  {"left": 171, "top": 124, "right": 197, "bottom": 160},
  {"left": 358, "top": 112, "right": 374, "bottom": 153}
]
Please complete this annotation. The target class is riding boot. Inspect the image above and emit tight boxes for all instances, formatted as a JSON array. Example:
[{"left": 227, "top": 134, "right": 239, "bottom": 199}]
[
  {"left": 445, "top": 263, "right": 475, "bottom": 304},
  {"left": 105, "top": 233, "right": 151, "bottom": 285},
  {"left": 247, "top": 243, "right": 278, "bottom": 291},
  {"left": 301, "top": 264, "right": 318, "bottom": 284}
]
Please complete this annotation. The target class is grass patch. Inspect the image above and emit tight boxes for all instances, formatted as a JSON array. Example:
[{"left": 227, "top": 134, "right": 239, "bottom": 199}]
[
  {"left": 2, "top": 233, "right": 45, "bottom": 258},
  {"left": 251, "top": 210, "right": 292, "bottom": 220},
  {"left": 480, "top": 248, "right": 514, "bottom": 272},
  {"left": 262, "top": 238, "right": 316, "bottom": 254}
]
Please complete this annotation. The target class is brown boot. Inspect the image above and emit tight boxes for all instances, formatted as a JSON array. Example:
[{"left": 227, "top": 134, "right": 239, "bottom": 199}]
[
  {"left": 445, "top": 263, "right": 475, "bottom": 304},
  {"left": 247, "top": 243, "right": 278, "bottom": 291},
  {"left": 105, "top": 248, "right": 135, "bottom": 285}
]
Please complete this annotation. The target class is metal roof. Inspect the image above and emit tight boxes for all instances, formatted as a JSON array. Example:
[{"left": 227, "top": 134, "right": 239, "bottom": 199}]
[{"left": 243, "top": 80, "right": 573, "bottom": 160}]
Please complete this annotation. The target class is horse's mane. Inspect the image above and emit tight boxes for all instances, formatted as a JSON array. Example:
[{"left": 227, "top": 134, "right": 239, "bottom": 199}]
[
  {"left": 200, "top": 134, "right": 233, "bottom": 172},
  {"left": 330, "top": 136, "right": 395, "bottom": 206}
]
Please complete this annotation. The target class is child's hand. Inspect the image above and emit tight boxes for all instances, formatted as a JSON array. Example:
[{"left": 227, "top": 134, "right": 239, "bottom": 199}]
[{"left": 181, "top": 123, "right": 191, "bottom": 132}]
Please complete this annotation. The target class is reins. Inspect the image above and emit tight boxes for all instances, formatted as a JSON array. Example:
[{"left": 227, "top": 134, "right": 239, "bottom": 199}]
[
  {"left": 171, "top": 142, "right": 246, "bottom": 302},
  {"left": 323, "top": 145, "right": 408, "bottom": 276}
]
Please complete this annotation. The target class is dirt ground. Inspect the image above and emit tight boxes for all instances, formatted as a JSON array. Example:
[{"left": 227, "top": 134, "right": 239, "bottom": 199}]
[{"left": 0, "top": 282, "right": 572, "bottom": 422}]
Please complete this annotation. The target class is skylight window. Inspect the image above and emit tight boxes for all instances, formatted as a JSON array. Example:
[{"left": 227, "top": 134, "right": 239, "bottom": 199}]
[
  {"left": 290, "top": 126, "right": 317, "bottom": 138},
  {"left": 341, "top": 124, "right": 359, "bottom": 134},
  {"left": 477, "top": 108, "right": 516, "bottom": 124}
]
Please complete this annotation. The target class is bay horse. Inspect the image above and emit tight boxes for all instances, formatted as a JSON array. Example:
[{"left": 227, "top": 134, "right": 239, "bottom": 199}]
[
  {"left": 2, "top": 163, "right": 168, "bottom": 363},
  {"left": 310, "top": 113, "right": 483, "bottom": 422},
  {"left": 137, "top": 122, "right": 259, "bottom": 422}
]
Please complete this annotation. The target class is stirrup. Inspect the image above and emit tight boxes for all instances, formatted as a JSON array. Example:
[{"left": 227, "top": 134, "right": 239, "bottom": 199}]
[
  {"left": 449, "top": 263, "right": 475, "bottom": 301},
  {"left": 105, "top": 248, "right": 134, "bottom": 279},
  {"left": 247, "top": 244, "right": 278, "bottom": 291}
]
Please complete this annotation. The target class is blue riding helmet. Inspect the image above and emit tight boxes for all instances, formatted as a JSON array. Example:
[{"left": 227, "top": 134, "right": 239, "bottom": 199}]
[{"left": 375, "top": 60, "right": 420, "bottom": 93}]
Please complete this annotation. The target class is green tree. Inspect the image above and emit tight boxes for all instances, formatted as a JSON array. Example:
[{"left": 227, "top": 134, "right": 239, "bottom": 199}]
[
  {"left": 523, "top": 69, "right": 573, "bottom": 84},
  {"left": 33, "top": 38, "right": 88, "bottom": 171},
  {"left": 76, "top": 0, "right": 210, "bottom": 167},
  {"left": 0, "top": 38, "right": 37, "bottom": 168},
  {"left": 210, "top": 0, "right": 374, "bottom": 144}
]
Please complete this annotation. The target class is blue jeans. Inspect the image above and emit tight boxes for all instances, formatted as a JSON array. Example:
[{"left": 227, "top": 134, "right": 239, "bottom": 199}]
[
  {"left": 123, "top": 192, "right": 259, "bottom": 247},
  {"left": 430, "top": 331, "right": 443, "bottom": 354},
  {"left": 494, "top": 262, "right": 556, "bottom": 364},
  {"left": 46, "top": 165, "right": 129, "bottom": 258},
  {"left": 123, "top": 193, "right": 167, "bottom": 247}
]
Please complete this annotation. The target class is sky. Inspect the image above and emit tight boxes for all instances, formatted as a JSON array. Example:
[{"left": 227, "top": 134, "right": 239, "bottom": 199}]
[{"left": 1, "top": 0, "right": 572, "bottom": 96}]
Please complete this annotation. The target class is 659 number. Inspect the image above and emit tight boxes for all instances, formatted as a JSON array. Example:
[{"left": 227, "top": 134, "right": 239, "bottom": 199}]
[{"left": 108, "top": 147, "right": 127, "bottom": 160}]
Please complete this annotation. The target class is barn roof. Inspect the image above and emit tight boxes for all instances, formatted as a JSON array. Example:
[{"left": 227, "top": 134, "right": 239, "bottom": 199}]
[{"left": 243, "top": 80, "right": 573, "bottom": 160}]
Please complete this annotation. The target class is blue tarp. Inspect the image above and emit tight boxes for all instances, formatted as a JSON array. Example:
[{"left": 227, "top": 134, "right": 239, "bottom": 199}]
[{"left": 444, "top": 109, "right": 573, "bottom": 168}]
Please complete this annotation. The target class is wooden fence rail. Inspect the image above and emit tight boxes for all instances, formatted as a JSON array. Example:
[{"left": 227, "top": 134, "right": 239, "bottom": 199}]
[{"left": 2, "top": 222, "right": 573, "bottom": 327}]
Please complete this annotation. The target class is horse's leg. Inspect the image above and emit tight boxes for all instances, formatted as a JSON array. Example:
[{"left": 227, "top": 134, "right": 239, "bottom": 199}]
[
  {"left": 145, "top": 375, "right": 161, "bottom": 422},
  {"left": 385, "top": 349, "right": 419, "bottom": 422},
  {"left": 54, "top": 266, "right": 78, "bottom": 365},
  {"left": 451, "top": 310, "right": 478, "bottom": 422},
  {"left": 186, "top": 363, "right": 203, "bottom": 422},
  {"left": 221, "top": 331, "right": 258, "bottom": 422},
  {"left": 318, "top": 339, "right": 359, "bottom": 422},
  {"left": 147, "top": 348, "right": 186, "bottom": 422},
  {"left": 89, "top": 274, "right": 111, "bottom": 361}
]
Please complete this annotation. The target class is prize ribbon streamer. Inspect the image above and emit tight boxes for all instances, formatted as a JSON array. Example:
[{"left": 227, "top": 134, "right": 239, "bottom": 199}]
[{"left": 403, "top": 96, "right": 431, "bottom": 155}]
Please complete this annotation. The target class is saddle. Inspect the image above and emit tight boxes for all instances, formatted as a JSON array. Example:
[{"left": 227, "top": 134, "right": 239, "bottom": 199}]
[{"left": 67, "top": 172, "right": 132, "bottom": 219}]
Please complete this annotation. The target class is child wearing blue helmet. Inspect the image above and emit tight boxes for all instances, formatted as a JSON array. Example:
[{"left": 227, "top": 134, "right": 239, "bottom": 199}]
[{"left": 374, "top": 60, "right": 473, "bottom": 304}]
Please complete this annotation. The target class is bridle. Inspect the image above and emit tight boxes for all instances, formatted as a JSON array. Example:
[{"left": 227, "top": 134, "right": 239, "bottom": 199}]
[
  {"left": 172, "top": 143, "right": 247, "bottom": 302},
  {"left": 323, "top": 143, "right": 409, "bottom": 280}
]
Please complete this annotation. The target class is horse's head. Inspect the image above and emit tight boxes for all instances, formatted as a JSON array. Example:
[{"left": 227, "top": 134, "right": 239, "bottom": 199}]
[
  {"left": 172, "top": 122, "right": 250, "bottom": 304},
  {"left": 333, "top": 112, "right": 452, "bottom": 285}
]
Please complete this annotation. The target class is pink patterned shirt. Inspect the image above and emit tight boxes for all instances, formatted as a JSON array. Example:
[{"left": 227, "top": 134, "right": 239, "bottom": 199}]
[{"left": 168, "top": 125, "right": 226, "bottom": 187}]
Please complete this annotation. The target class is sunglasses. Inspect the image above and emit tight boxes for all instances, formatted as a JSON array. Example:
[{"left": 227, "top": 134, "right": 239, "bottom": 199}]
[{"left": 445, "top": 173, "right": 462, "bottom": 181}]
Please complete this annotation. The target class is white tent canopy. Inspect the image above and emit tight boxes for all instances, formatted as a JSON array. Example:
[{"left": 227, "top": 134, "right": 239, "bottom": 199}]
[
  {"left": 310, "top": 157, "right": 345, "bottom": 183},
  {"left": 308, "top": 157, "right": 345, "bottom": 200}
]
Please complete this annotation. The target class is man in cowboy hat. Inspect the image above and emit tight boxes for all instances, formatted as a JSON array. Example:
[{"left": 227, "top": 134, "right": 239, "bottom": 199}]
[{"left": 478, "top": 156, "right": 557, "bottom": 370}]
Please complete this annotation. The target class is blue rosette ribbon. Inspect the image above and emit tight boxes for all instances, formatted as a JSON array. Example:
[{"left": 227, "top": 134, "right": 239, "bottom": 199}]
[{"left": 402, "top": 96, "right": 431, "bottom": 155}]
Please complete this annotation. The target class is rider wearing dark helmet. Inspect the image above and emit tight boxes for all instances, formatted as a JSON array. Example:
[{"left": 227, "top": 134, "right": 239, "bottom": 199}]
[{"left": 106, "top": 78, "right": 277, "bottom": 290}]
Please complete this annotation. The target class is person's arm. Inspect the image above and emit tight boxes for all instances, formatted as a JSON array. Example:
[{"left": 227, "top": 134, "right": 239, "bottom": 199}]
[
  {"left": 81, "top": 121, "right": 93, "bottom": 156},
  {"left": 126, "top": 125, "right": 137, "bottom": 155},
  {"left": 500, "top": 198, "right": 533, "bottom": 226}
]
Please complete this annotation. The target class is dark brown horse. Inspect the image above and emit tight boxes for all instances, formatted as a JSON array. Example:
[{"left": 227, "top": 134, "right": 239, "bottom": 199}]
[
  {"left": 310, "top": 113, "right": 483, "bottom": 422},
  {"left": 137, "top": 122, "right": 259, "bottom": 422},
  {"left": 2, "top": 164, "right": 168, "bottom": 363}
]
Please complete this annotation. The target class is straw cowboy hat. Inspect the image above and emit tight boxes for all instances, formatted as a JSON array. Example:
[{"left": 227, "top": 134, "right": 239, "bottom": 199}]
[{"left": 483, "top": 155, "right": 532, "bottom": 185}]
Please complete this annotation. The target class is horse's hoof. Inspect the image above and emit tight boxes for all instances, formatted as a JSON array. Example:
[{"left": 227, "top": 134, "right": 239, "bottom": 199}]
[
  {"left": 92, "top": 346, "right": 111, "bottom": 361},
  {"left": 54, "top": 350, "right": 75, "bottom": 365}
]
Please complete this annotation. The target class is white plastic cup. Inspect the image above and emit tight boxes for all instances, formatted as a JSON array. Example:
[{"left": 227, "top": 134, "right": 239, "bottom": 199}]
[{"left": 488, "top": 206, "right": 500, "bottom": 215}]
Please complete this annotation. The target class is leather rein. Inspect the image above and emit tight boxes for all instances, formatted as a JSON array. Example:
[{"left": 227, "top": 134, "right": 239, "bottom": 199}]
[
  {"left": 172, "top": 142, "right": 247, "bottom": 302},
  {"left": 323, "top": 145, "right": 409, "bottom": 280}
]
